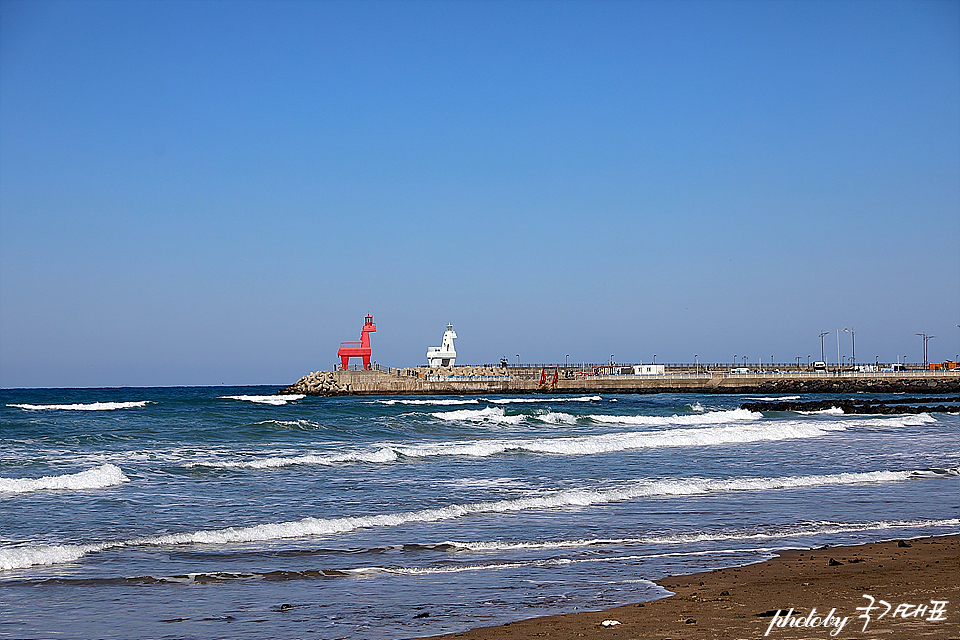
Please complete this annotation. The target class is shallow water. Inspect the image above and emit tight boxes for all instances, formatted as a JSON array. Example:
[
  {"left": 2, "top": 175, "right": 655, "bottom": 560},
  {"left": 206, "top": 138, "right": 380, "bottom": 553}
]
[{"left": 1, "top": 387, "right": 957, "bottom": 639}]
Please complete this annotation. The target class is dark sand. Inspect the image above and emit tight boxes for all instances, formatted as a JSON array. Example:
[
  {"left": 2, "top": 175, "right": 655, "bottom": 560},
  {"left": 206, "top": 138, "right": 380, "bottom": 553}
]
[{"left": 413, "top": 535, "right": 959, "bottom": 640}]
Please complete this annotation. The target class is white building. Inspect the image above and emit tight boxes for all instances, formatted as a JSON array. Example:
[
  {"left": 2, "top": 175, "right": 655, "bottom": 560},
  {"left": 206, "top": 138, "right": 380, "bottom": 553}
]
[
  {"left": 632, "top": 364, "right": 665, "bottom": 375},
  {"left": 426, "top": 324, "right": 457, "bottom": 367}
]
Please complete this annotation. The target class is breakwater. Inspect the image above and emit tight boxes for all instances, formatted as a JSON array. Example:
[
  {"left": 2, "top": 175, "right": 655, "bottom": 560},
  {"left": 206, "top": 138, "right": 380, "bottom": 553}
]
[{"left": 278, "top": 366, "right": 960, "bottom": 396}]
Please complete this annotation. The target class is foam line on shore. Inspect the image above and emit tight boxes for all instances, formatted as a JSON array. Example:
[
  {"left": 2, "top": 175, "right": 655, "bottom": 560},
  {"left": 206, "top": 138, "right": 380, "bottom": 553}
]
[
  {"left": 2, "top": 468, "right": 949, "bottom": 571},
  {"left": 444, "top": 518, "right": 960, "bottom": 551}
]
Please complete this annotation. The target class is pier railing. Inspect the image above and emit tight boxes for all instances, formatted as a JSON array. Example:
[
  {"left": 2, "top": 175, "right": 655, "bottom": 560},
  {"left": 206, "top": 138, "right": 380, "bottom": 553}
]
[{"left": 336, "top": 362, "right": 959, "bottom": 379}]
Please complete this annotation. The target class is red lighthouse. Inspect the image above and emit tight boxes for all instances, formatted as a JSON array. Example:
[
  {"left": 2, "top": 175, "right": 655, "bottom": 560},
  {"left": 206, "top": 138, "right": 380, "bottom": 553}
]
[{"left": 337, "top": 315, "right": 376, "bottom": 370}]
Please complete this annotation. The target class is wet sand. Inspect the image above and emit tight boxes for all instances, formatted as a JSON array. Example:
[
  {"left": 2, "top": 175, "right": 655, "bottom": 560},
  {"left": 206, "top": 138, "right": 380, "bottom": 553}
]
[{"left": 414, "top": 535, "right": 959, "bottom": 640}]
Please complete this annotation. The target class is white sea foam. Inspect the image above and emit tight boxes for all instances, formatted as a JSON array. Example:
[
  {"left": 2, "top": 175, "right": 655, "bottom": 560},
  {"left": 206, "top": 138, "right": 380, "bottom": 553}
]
[
  {"left": 843, "top": 414, "right": 937, "bottom": 428},
  {"left": 744, "top": 396, "right": 802, "bottom": 402},
  {"left": 487, "top": 396, "right": 602, "bottom": 404},
  {"left": 197, "top": 420, "right": 848, "bottom": 469},
  {"left": 7, "top": 401, "right": 151, "bottom": 411},
  {"left": 374, "top": 398, "right": 480, "bottom": 405},
  {"left": 1, "top": 468, "right": 941, "bottom": 571},
  {"left": 220, "top": 395, "right": 305, "bottom": 405},
  {"left": 402, "top": 422, "right": 846, "bottom": 458},
  {"left": 207, "top": 448, "right": 398, "bottom": 469},
  {"left": 444, "top": 518, "right": 960, "bottom": 552},
  {"left": 537, "top": 411, "right": 578, "bottom": 425},
  {"left": 588, "top": 408, "right": 762, "bottom": 426},
  {"left": 0, "top": 464, "right": 129, "bottom": 494},
  {"left": 253, "top": 419, "right": 322, "bottom": 430},
  {"left": 798, "top": 407, "right": 846, "bottom": 415},
  {"left": 430, "top": 406, "right": 525, "bottom": 425}
]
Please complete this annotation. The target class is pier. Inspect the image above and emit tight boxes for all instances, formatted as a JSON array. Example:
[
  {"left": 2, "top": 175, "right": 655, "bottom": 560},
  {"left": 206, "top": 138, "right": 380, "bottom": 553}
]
[{"left": 279, "top": 364, "right": 960, "bottom": 396}]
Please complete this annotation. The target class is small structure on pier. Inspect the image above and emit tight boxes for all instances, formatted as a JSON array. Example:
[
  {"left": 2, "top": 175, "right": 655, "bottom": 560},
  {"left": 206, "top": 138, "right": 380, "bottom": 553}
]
[
  {"left": 426, "top": 324, "right": 457, "bottom": 367},
  {"left": 338, "top": 314, "right": 376, "bottom": 370}
]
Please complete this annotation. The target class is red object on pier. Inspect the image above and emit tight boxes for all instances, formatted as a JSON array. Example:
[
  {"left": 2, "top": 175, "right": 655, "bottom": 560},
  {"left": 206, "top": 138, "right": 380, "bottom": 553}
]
[
  {"left": 539, "top": 366, "right": 558, "bottom": 390},
  {"left": 338, "top": 315, "right": 376, "bottom": 370}
]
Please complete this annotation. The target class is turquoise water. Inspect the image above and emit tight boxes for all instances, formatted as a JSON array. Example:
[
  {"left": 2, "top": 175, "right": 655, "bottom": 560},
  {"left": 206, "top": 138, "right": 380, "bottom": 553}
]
[{"left": 1, "top": 387, "right": 957, "bottom": 639}]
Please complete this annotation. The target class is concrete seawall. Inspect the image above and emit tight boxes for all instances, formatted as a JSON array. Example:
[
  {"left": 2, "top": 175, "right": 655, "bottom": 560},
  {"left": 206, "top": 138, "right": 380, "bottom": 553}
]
[{"left": 279, "top": 367, "right": 960, "bottom": 396}]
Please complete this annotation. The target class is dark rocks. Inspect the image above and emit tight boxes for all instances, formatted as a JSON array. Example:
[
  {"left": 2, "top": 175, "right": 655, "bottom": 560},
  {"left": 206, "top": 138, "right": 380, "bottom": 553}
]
[{"left": 741, "top": 397, "right": 958, "bottom": 414}]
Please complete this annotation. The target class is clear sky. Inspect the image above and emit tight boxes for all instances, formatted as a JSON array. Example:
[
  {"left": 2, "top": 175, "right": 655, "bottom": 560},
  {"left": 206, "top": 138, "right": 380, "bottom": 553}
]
[{"left": 1, "top": 0, "right": 958, "bottom": 388}]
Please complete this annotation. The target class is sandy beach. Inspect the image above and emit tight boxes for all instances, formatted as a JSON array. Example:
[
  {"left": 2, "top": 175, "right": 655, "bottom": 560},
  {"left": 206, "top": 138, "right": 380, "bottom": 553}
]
[{"left": 415, "top": 535, "right": 959, "bottom": 640}]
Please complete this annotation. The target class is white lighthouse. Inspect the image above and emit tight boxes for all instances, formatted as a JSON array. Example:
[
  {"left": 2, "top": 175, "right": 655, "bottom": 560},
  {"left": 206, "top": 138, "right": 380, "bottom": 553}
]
[{"left": 426, "top": 324, "right": 457, "bottom": 367}]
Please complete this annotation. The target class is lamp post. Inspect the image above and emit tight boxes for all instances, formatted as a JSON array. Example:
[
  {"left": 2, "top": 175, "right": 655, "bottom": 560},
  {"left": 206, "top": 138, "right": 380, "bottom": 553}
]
[
  {"left": 653, "top": 354, "right": 656, "bottom": 364},
  {"left": 844, "top": 328, "right": 856, "bottom": 370},
  {"left": 695, "top": 354, "right": 699, "bottom": 376},
  {"left": 733, "top": 354, "right": 737, "bottom": 369},
  {"left": 916, "top": 334, "right": 934, "bottom": 367},
  {"left": 796, "top": 356, "right": 801, "bottom": 370},
  {"left": 742, "top": 355, "right": 747, "bottom": 367},
  {"left": 516, "top": 354, "right": 520, "bottom": 366},
  {"left": 836, "top": 329, "right": 841, "bottom": 375},
  {"left": 565, "top": 354, "right": 569, "bottom": 367}
]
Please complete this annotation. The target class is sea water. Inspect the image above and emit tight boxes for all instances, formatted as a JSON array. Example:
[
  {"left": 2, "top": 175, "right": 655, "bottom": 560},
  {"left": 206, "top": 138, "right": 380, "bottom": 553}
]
[{"left": 1, "top": 387, "right": 957, "bottom": 639}]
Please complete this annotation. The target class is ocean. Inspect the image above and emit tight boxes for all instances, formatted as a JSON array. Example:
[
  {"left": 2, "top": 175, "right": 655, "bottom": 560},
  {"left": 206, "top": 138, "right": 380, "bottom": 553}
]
[{"left": 1, "top": 387, "right": 957, "bottom": 639}]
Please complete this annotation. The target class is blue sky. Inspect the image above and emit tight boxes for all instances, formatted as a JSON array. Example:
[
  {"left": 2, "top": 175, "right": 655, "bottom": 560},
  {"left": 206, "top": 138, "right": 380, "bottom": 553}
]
[{"left": 1, "top": 0, "right": 958, "bottom": 387}]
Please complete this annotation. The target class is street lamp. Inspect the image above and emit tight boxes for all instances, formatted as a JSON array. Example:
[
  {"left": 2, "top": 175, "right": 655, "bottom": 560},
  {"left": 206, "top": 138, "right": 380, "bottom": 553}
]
[
  {"left": 695, "top": 354, "right": 699, "bottom": 376},
  {"left": 835, "top": 329, "right": 840, "bottom": 371},
  {"left": 819, "top": 332, "right": 829, "bottom": 365},
  {"left": 653, "top": 354, "right": 656, "bottom": 364},
  {"left": 742, "top": 355, "right": 747, "bottom": 366},
  {"left": 844, "top": 328, "right": 856, "bottom": 370},
  {"left": 610, "top": 354, "right": 614, "bottom": 366},
  {"left": 916, "top": 333, "right": 934, "bottom": 367},
  {"left": 565, "top": 354, "right": 569, "bottom": 367},
  {"left": 516, "top": 354, "right": 520, "bottom": 366}
]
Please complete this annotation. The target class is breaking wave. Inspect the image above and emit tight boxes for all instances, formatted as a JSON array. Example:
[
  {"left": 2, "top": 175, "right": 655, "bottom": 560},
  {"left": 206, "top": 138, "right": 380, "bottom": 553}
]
[
  {"left": 374, "top": 398, "right": 480, "bottom": 405},
  {"left": 0, "top": 464, "right": 129, "bottom": 494},
  {"left": 445, "top": 517, "right": 960, "bottom": 551},
  {"left": 429, "top": 406, "right": 525, "bottom": 424},
  {"left": 588, "top": 408, "right": 761, "bottom": 426},
  {"left": 195, "top": 420, "right": 849, "bottom": 469},
  {"left": 487, "top": 396, "right": 602, "bottom": 404},
  {"left": 197, "top": 448, "right": 399, "bottom": 469},
  {"left": 7, "top": 401, "right": 151, "bottom": 411},
  {"left": 1, "top": 468, "right": 942, "bottom": 571},
  {"left": 220, "top": 395, "right": 304, "bottom": 405}
]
